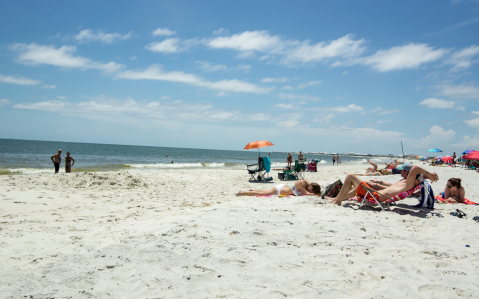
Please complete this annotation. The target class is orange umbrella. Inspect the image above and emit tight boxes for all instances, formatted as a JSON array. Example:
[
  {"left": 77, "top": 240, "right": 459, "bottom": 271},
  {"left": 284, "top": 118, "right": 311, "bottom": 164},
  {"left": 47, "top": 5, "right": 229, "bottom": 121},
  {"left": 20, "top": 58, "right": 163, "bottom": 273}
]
[{"left": 244, "top": 140, "right": 274, "bottom": 156}]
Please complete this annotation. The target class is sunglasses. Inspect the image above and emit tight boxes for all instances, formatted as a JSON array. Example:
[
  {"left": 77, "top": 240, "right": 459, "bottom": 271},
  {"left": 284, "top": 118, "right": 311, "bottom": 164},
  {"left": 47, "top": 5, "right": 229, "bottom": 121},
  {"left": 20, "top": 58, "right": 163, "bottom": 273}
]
[{"left": 446, "top": 184, "right": 452, "bottom": 188}]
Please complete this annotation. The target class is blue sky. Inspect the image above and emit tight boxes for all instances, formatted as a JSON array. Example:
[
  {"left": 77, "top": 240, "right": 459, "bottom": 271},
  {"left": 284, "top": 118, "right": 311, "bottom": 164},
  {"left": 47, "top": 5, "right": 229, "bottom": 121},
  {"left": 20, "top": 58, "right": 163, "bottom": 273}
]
[{"left": 1, "top": 0, "right": 479, "bottom": 155}]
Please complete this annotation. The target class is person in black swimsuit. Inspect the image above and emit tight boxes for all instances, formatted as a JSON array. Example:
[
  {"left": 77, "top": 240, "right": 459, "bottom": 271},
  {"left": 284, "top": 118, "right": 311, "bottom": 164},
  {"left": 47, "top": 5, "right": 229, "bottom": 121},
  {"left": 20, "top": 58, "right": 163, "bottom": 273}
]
[
  {"left": 51, "top": 149, "right": 62, "bottom": 174},
  {"left": 332, "top": 154, "right": 336, "bottom": 166},
  {"left": 65, "top": 151, "right": 75, "bottom": 173}
]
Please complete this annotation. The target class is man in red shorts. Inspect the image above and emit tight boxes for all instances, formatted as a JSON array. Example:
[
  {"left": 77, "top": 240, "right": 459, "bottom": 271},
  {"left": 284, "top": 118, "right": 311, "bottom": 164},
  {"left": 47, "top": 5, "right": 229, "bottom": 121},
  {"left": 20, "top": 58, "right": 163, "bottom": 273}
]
[{"left": 326, "top": 165, "right": 438, "bottom": 206}]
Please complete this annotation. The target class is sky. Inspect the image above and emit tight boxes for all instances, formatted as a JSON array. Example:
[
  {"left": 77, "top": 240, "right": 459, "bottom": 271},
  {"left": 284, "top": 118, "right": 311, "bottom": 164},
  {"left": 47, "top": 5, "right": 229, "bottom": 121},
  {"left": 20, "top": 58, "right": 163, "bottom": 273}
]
[{"left": 1, "top": 0, "right": 479, "bottom": 155}]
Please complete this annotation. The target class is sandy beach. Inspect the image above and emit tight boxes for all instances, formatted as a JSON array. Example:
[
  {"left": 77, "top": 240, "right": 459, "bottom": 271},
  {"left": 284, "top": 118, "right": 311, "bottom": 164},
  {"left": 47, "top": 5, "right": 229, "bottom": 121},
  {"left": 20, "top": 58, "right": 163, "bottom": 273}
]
[{"left": 1, "top": 162, "right": 478, "bottom": 298}]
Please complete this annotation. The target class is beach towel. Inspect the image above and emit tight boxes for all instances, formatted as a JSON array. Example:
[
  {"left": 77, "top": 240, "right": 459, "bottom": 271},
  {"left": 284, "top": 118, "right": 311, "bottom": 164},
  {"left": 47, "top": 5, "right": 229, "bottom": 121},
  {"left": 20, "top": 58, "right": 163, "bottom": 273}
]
[
  {"left": 413, "top": 180, "right": 435, "bottom": 209},
  {"left": 435, "top": 195, "right": 477, "bottom": 205},
  {"left": 263, "top": 156, "right": 271, "bottom": 173},
  {"left": 255, "top": 194, "right": 298, "bottom": 198}
]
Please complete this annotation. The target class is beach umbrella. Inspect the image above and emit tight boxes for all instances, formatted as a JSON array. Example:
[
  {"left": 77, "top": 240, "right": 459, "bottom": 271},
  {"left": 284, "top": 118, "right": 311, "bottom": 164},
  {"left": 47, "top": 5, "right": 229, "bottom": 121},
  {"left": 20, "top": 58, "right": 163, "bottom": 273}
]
[
  {"left": 427, "top": 148, "right": 443, "bottom": 153},
  {"left": 462, "top": 150, "right": 475, "bottom": 155},
  {"left": 442, "top": 156, "right": 453, "bottom": 163},
  {"left": 244, "top": 140, "right": 274, "bottom": 156},
  {"left": 463, "top": 151, "right": 479, "bottom": 161}
]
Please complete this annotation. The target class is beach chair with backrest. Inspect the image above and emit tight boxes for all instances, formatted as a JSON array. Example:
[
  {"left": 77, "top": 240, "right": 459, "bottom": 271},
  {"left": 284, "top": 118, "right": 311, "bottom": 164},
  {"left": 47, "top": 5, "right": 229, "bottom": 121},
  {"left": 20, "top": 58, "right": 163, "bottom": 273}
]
[
  {"left": 290, "top": 160, "right": 306, "bottom": 180},
  {"left": 350, "top": 183, "right": 424, "bottom": 211},
  {"left": 246, "top": 157, "right": 267, "bottom": 181}
]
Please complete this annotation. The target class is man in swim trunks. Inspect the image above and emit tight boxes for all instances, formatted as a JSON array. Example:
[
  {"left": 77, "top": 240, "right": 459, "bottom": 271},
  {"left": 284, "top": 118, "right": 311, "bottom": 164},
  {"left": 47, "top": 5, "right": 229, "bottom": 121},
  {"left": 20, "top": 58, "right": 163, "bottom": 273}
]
[
  {"left": 298, "top": 151, "right": 304, "bottom": 161},
  {"left": 326, "top": 165, "right": 438, "bottom": 206},
  {"left": 51, "top": 149, "right": 62, "bottom": 174}
]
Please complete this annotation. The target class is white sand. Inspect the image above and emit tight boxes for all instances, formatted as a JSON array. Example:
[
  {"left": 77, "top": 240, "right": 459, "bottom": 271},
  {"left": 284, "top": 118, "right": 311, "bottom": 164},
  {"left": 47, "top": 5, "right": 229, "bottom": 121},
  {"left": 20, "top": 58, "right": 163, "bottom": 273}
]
[{"left": 1, "top": 162, "right": 479, "bottom": 298}]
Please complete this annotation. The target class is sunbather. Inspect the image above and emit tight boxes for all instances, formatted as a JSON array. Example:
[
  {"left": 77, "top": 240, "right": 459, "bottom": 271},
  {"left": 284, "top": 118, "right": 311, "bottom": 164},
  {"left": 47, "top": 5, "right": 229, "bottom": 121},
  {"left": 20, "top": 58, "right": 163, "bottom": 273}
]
[
  {"left": 236, "top": 180, "right": 321, "bottom": 196},
  {"left": 439, "top": 178, "right": 465, "bottom": 204},
  {"left": 326, "top": 165, "right": 438, "bottom": 206}
]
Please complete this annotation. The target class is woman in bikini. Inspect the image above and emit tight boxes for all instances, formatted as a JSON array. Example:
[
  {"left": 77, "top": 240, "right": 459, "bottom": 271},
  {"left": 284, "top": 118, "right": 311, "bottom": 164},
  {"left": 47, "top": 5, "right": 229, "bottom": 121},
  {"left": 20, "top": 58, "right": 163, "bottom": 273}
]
[
  {"left": 65, "top": 151, "right": 75, "bottom": 173},
  {"left": 236, "top": 180, "right": 321, "bottom": 197},
  {"left": 440, "top": 178, "right": 465, "bottom": 203},
  {"left": 287, "top": 153, "right": 293, "bottom": 169}
]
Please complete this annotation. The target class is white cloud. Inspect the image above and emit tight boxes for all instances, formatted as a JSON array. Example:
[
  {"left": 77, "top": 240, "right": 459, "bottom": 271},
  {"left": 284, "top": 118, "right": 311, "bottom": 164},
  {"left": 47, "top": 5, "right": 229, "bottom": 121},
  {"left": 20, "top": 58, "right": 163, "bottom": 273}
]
[
  {"left": 75, "top": 29, "right": 133, "bottom": 44},
  {"left": 342, "top": 71, "right": 349, "bottom": 75},
  {"left": 298, "top": 80, "right": 321, "bottom": 89},
  {"left": 281, "top": 34, "right": 366, "bottom": 64},
  {"left": 473, "top": 111, "right": 479, "bottom": 115},
  {"left": 40, "top": 84, "right": 56, "bottom": 89},
  {"left": 10, "top": 43, "right": 124, "bottom": 73},
  {"left": 338, "top": 43, "right": 447, "bottom": 72},
  {"left": 445, "top": 45, "right": 479, "bottom": 71},
  {"left": 419, "top": 125, "right": 456, "bottom": 146},
  {"left": 281, "top": 86, "right": 293, "bottom": 90},
  {"left": 0, "top": 99, "right": 10, "bottom": 105},
  {"left": 464, "top": 118, "right": 479, "bottom": 130},
  {"left": 274, "top": 103, "right": 296, "bottom": 109},
  {"left": 145, "top": 38, "right": 182, "bottom": 53},
  {"left": 207, "top": 30, "right": 282, "bottom": 52},
  {"left": 452, "top": 135, "right": 479, "bottom": 148},
  {"left": 152, "top": 28, "right": 176, "bottom": 36},
  {"left": 318, "top": 104, "right": 364, "bottom": 113},
  {"left": 261, "top": 77, "right": 288, "bottom": 83},
  {"left": 435, "top": 83, "right": 479, "bottom": 99},
  {"left": 369, "top": 107, "right": 400, "bottom": 115},
  {"left": 212, "top": 28, "right": 229, "bottom": 35},
  {"left": 374, "top": 119, "right": 392, "bottom": 125},
  {"left": 313, "top": 113, "right": 335, "bottom": 123},
  {"left": 0, "top": 74, "right": 40, "bottom": 85},
  {"left": 419, "top": 98, "right": 455, "bottom": 108},
  {"left": 195, "top": 61, "right": 228, "bottom": 72},
  {"left": 116, "top": 64, "right": 273, "bottom": 94},
  {"left": 235, "top": 64, "right": 251, "bottom": 72},
  {"left": 160, "top": 96, "right": 170, "bottom": 100},
  {"left": 57, "top": 96, "right": 67, "bottom": 100},
  {"left": 130, "top": 56, "right": 137, "bottom": 60},
  {"left": 277, "top": 92, "right": 321, "bottom": 101},
  {"left": 207, "top": 31, "right": 366, "bottom": 65}
]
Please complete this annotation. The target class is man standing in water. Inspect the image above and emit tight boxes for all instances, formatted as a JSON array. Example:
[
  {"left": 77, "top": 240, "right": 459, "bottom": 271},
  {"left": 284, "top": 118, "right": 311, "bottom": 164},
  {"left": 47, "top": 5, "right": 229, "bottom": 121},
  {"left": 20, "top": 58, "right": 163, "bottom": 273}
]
[{"left": 50, "top": 149, "right": 62, "bottom": 174}]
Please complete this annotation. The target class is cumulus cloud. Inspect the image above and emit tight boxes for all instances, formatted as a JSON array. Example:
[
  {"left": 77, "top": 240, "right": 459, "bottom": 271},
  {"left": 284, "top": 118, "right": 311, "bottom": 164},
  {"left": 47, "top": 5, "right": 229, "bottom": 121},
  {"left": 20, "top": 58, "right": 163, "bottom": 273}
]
[
  {"left": 145, "top": 38, "right": 182, "bottom": 53},
  {"left": 298, "top": 80, "right": 321, "bottom": 89},
  {"left": 336, "top": 43, "right": 447, "bottom": 72},
  {"left": 435, "top": 83, "right": 479, "bottom": 99},
  {"left": 261, "top": 77, "right": 288, "bottom": 83},
  {"left": 152, "top": 28, "right": 176, "bottom": 36},
  {"left": 445, "top": 45, "right": 479, "bottom": 71},
  {"left": 274, "top": 103, "right": 296, "bottom": 109},
  {"left": 313, "top": 113, "right": 335, "bottom": 124},
  {"left": 75, "top": 29, "right": 133, "bottom": 44},
  {"left": 0, "top": 74, "right": 40, "bottom": 85},
  {"left": 40, "top": 84, "right": 56, "bottom": 89},
  {"left": 0, "top": 99, "right": 11, "bottom": 105},
  {"left": 10, "top": 43, "right": 124, "bottom": 73},
  {"left": 419, "top": 98, "right": 464, "bottom": 110},
  {"left": 115, "top": 64, "right": 273, "bottom": 94},
  {"left": 419, "top": 125, "right": 456, "bottom": 146},
  {"left": 206, "top": 31, "right": 366, "bottom": 65},
  {"left": 277, "top": 92, "right": 321, "bottom": 101},
  {"left": 464, "top": 118, "right": 479, "bottom": 130}
]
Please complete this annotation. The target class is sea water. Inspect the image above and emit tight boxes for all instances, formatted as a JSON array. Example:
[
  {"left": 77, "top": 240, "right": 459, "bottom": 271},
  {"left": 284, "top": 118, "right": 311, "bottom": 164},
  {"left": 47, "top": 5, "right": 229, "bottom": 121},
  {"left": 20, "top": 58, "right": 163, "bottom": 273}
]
[{"left": 0, "top": 139, "right": 394, "bottom": 175}]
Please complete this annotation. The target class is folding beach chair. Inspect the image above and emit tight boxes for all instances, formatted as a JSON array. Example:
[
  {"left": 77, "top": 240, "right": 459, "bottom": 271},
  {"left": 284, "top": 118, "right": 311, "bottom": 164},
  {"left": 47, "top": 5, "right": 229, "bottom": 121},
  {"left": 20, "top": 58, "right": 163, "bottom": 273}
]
[
  {"left": 290, "top": 160, "right": 306, "bottom": 180},
  {"left": 246, "top": 157, "right": 267, "bottom": 181},
  {"left": 356, "top": 183, "right": 422, "bottom": 211}
]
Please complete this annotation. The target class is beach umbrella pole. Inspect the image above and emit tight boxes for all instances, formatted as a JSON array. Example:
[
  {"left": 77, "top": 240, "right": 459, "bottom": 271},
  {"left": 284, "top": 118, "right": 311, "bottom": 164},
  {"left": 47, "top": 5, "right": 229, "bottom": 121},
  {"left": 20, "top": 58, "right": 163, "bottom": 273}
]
[{"left": 401, "top": 141, "right": 405, "bottom": 163}]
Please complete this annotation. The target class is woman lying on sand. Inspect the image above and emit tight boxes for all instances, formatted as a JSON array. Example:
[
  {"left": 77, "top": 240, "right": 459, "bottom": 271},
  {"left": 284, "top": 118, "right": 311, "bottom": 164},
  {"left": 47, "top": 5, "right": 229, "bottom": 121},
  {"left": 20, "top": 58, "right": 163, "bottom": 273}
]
[
  {"left": 349, "top": 169, "right": 391, "bottom": 176},
  {"left": 236, "top": 180, "right": 321, "bottom": 196},
  {"left": 439, "top": 178, "right": 465, "bottom": 203}
]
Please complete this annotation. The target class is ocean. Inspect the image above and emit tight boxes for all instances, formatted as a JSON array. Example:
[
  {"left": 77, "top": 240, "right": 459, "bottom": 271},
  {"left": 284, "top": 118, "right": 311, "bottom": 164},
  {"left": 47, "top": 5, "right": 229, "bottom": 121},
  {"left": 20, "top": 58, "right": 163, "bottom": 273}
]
[{"left": 0, "top": 139, "right": 394, "bottom": 175}]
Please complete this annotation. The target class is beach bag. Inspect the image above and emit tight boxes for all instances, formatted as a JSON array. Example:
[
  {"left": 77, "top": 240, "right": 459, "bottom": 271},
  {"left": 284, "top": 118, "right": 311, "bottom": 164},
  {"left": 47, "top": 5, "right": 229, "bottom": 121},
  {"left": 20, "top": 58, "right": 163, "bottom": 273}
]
[{"left": 321, "top": 179, "right": 343, "bottom": 199}]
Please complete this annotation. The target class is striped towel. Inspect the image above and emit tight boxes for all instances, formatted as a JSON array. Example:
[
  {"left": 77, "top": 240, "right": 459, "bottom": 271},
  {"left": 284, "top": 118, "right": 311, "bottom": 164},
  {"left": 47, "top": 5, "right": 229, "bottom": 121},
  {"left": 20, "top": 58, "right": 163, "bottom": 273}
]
[{"left": 413, "top": 180, "right": 435, "bottom": 209}]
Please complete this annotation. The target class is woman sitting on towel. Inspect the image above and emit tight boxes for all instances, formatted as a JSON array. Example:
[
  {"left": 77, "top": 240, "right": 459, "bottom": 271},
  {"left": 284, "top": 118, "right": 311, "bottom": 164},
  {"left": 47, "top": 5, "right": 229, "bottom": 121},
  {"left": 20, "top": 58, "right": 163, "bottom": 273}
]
[
  {"left": 236, "top": 180, "right": 321, "bottom": 197},
  {"left": 440, "top": 178, "right": 465, "bottom": 204}
]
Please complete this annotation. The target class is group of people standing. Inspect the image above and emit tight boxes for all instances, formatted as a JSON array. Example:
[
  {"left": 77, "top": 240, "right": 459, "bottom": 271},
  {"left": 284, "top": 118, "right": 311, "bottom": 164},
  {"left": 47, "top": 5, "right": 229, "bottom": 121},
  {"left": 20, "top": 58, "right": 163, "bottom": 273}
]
[{"left": 50, "top": 149, "right": 75, "bottom": 174}]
